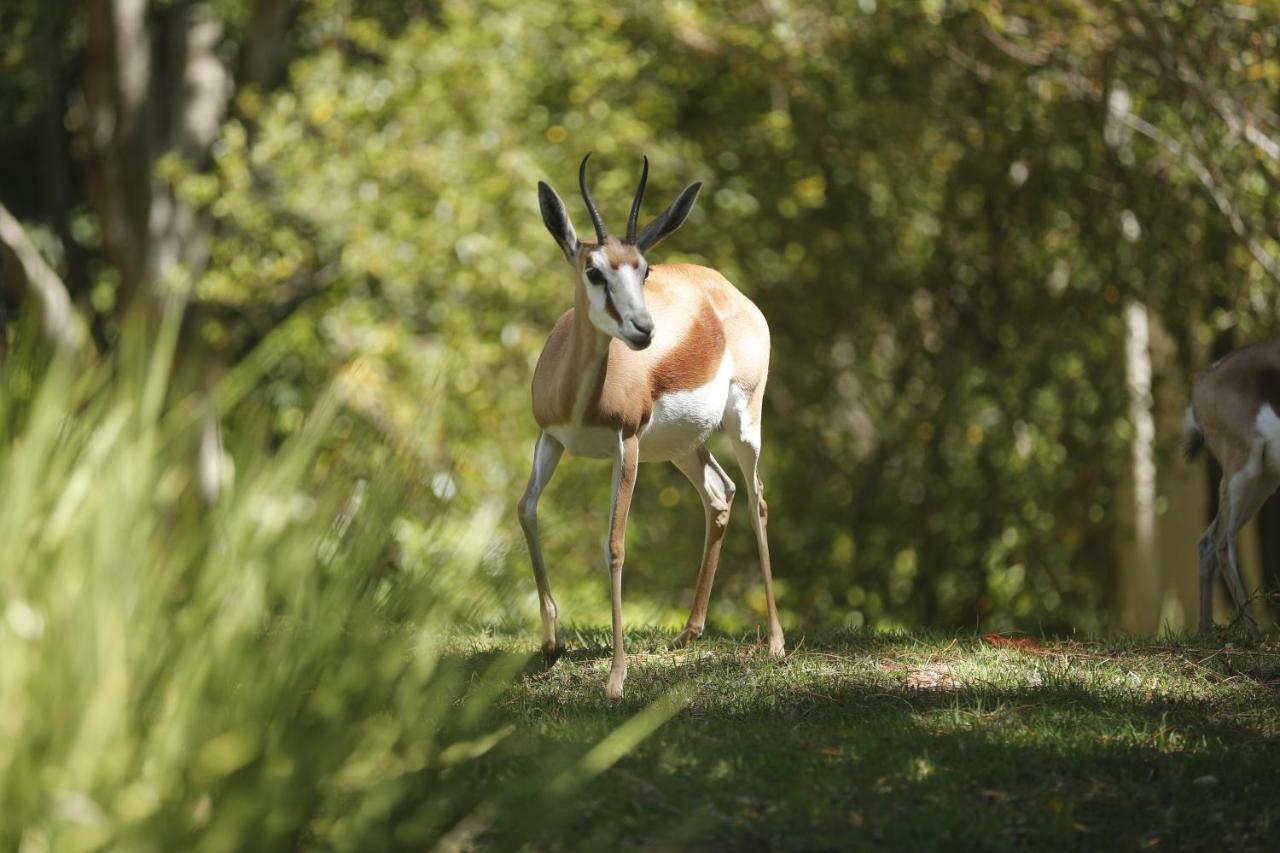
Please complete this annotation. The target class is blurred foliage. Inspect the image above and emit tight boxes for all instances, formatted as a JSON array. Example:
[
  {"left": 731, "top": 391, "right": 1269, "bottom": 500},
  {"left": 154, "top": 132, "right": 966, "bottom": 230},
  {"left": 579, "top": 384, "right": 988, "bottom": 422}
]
[
  {"left": 0, "top": 306, "right": 614, "bottom": 847},
  {"left": 3, "top": 0, "right": 1280, "bottom": 639}
]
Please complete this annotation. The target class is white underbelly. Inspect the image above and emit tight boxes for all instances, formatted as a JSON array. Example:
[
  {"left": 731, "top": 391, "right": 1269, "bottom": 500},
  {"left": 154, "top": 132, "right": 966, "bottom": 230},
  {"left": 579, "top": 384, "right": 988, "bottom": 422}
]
[
  {"left": 546, "top": 355, "right": 734, "bottom": 463},
  {"left": 638, "top": 364, "right": 732, "bottom": 462}
]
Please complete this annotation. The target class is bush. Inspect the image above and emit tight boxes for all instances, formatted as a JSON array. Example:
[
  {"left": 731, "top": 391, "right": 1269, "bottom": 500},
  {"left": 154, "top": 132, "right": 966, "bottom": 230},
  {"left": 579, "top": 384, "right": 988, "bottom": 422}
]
[{"left": 0, "top": 312, "right": 563, "bottom": 849}]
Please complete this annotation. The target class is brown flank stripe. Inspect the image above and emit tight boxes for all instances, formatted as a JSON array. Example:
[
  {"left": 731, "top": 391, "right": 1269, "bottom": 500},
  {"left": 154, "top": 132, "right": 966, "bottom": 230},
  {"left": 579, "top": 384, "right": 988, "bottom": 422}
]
[{"left": 650, "top": 302, "right": 725, "bottom": 400}]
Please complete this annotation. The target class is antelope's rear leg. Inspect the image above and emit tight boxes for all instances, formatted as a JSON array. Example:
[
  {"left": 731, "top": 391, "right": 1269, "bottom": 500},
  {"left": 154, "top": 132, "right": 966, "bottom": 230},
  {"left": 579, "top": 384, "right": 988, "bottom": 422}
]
[
  {"left": 671, "top": 447, "right": 735, "bottom": 648},
  {"left": 726, "top": 395, "right": 785, "bottom": 658},
  {"left": 1219, "top": 465, "right": 1277, "bottom": 630},
  {"left": 1197, "top": 518, "right": 1218, "bottom": 633},
  {"left": 518, "top": 432, "right": 567, "bottom": 664},
  {"left": 1212, "top": 479, "right": 1255, "bottom": 632}
]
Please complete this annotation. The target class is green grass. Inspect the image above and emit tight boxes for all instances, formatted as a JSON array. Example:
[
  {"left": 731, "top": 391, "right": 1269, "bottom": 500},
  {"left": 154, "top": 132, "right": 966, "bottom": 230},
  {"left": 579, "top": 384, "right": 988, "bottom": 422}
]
[{"left": 453, "top": 628, "right": 1280, "bottom": 851}]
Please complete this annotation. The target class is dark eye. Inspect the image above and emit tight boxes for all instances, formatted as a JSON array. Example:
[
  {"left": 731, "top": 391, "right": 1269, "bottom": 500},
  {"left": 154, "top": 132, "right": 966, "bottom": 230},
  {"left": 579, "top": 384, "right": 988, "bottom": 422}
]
[
  {"left": 643, "top": 266, "right": 651, "bottom": 281},
  {"left": 585, "top": 266, "right": 606, "bottom": 285}
]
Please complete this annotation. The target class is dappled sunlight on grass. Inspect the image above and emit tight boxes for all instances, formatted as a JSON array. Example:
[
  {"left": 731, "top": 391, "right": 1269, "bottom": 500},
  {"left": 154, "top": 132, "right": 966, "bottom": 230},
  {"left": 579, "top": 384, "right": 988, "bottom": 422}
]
[{"left": 449, "top": 629, "right": 1280, "bottom": 850}]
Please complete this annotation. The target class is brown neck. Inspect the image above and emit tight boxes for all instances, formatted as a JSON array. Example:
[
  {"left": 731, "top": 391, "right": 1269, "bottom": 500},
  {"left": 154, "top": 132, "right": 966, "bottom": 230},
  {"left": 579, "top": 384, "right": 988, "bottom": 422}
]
[
  {"left": 566, "top": 282, "right": 611, "bottom": 421},
  {"left": 568, "top": 281, "right": 596, "bottom": 346}
]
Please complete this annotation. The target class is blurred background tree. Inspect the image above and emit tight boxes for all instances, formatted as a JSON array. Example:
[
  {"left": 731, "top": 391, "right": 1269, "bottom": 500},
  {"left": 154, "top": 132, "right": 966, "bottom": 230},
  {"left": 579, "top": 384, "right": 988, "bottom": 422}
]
[{"left": 1, "top": 0, "right": 1278, "bottom": 636}]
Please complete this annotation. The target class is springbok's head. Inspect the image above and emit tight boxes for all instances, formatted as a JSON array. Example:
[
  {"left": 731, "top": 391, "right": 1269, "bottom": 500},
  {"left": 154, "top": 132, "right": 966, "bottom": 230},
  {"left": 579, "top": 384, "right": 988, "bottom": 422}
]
[{"left": 538, "top": 154, "right": 702, "bottom": 351}]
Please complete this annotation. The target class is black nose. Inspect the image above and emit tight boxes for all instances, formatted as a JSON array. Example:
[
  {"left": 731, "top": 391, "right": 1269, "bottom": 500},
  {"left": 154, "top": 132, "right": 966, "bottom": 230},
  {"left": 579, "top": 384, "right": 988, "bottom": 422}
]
[{"left": 625, "top": 317, "right": 654, "bottom": 350}]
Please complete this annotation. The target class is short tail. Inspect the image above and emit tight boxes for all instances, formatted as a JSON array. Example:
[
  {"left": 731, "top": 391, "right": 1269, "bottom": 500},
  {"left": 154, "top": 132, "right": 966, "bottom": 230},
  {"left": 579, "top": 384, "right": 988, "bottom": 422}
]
[{"left": 1183, "top": 405, "right": 1205, "bottom": 462}]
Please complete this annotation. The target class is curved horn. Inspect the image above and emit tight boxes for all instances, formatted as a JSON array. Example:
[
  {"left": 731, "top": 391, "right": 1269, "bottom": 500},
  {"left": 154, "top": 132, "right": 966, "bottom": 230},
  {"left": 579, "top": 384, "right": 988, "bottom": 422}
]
[
  {"left": 626, "top": 156, "right": 649, "bottom": 243},
  {"left": 578, "top": 152, "right": 607, "bottom": 243}
]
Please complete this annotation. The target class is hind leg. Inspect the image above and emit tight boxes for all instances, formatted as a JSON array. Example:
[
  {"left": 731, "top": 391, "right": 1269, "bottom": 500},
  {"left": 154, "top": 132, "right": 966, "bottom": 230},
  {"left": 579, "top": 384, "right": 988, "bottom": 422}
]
[
  {"left": 1213, "top": 477, "right": 1251, "bottom": 626},
  {"left": 1197, "top": 516, "right": 1218, "bottom": 633},
  {"left": 725, "top": 384, "right": 785, "bottom": 658},
  {"left": 671, "top": 446, "right": 736, "bottom": 648},
  {"left": 1223, "top": 457, "right": 1278, "bottom": 629}
]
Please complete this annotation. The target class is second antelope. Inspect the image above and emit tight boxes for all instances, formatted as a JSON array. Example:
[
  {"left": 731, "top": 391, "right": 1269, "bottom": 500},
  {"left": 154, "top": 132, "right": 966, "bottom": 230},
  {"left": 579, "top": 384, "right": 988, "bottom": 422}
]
[
  {"left": 518, "top": 154, "right": 785, "bottom": 700},
  {"left": 1185, "top": 337, "right": 1280, "bottom": 631}
]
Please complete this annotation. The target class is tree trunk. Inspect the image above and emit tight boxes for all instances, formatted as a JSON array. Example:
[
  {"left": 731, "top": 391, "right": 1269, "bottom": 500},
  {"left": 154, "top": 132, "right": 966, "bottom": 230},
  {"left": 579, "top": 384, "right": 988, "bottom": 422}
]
[
  {"left": 1117, "top": 301, "right": 1161, "bottom": 633},
  {"left": 239, "top": 0, "right": 296, "bottom": 92},
  {"left": 82, "top": 0, "right": 154, "bottom": 305},
  {"left": 79, "top": 0, "right": 289, "bottom": 312}
]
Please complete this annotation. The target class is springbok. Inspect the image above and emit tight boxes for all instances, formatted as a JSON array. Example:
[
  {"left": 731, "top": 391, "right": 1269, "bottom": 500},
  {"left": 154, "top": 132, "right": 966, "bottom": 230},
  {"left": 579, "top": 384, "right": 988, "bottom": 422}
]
[
  {"left": 518, "top": 154, "right": 785, "bottom": 700},
  {"left": 1185, "top": 337, "right": 1280, "bottom": 631}
]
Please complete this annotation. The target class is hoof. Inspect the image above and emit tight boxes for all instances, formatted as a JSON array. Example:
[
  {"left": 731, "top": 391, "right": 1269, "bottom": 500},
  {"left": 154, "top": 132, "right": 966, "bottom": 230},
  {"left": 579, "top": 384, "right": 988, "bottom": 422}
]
[
  {"left": 672, "top": 627, "right": 702, "bottom": 649},
  {"left": 768, "top": 636, "right": 786, "bottom": 659},
  {"left": 1227, "top": 609, "right": 1261, "bottom": 636},
  {"left": 542, "top": 640, "right": 567, "bottom": 667}
]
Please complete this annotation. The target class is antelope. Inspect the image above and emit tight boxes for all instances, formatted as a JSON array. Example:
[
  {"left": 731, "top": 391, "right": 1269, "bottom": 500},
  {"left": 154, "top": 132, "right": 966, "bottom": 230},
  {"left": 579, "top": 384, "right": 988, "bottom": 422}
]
[
  {"left": 1184, "top": 337, "right": 1280, "bottom": 632},
  {"left": 518, "top": 154, "right": 785, "bottom": 700}
]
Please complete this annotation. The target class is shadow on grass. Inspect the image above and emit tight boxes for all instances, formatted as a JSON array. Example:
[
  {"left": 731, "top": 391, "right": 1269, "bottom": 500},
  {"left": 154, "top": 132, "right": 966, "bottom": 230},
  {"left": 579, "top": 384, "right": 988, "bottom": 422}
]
[{"left": 456, "top": 630, "right": 1280, "bottom": 852}]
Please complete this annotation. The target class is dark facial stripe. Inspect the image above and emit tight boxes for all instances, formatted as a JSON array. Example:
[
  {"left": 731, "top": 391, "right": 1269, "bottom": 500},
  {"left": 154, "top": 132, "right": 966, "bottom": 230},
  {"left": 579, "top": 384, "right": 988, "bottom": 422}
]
[{"left": 604, "top": 290, "right": 623, "bottom": 324}]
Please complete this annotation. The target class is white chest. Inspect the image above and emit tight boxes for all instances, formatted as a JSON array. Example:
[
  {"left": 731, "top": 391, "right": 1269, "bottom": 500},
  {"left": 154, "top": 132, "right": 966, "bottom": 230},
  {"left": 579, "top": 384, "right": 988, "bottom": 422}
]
[{"left": 546, "top": 354, "right": 734, "bottom": 463}]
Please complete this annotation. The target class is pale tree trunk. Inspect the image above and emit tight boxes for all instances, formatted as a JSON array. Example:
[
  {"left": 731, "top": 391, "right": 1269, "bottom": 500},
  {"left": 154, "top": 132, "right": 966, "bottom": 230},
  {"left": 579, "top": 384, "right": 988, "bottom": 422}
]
[
  {"left": 146, "top": 3, "right": 232, "bottom": 288},
  {"left": 1117, "top": 301, "right": 1161, "bottom": 633},
  {"left": 79, "top": 0, "right": 292, "bottom": 308},
  {"left": 77, "top": 0, "right": 295, "bottom": 504}
]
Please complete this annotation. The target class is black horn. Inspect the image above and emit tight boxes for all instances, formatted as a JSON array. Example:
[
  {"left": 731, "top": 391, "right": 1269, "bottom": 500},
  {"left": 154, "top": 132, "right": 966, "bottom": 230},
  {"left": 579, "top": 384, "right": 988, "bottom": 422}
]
[
  {"left": 578, "top": 152, "right": 608, "bottom": 243},
  {"left": 626, "top": 156, "right": 649, "bottom": 243}
]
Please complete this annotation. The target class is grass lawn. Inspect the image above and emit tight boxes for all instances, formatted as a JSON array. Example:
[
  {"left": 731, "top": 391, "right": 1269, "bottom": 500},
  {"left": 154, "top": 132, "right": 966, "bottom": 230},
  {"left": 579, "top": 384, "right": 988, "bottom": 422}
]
[{"left": 455, "top": 628, "right": 1279, "bottom": 851}]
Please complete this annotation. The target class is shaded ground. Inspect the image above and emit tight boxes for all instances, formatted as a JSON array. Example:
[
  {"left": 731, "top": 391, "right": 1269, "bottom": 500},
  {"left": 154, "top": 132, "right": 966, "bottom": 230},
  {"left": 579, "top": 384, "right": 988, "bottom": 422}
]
[{"left": 452, "top": 629, "right": 1280, "bottom": 851}]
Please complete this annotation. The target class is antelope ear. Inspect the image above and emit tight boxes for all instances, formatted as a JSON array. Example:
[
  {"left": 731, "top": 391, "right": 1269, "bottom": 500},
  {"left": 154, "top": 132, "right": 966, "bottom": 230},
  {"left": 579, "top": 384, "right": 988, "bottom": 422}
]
[
  {"left": 538, "top": 181, "right": 581, "bottom": 263},
  {"left": 635, "top": 181, "right": 702, "bottom": 251}
]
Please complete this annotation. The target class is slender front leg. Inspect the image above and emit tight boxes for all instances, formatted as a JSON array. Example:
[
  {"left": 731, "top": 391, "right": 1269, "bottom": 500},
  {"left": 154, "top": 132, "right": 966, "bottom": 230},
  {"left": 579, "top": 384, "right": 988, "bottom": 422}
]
[
  {"left": 605, "top": 432, "right": 640, "bottom": 700},
  {"left": 671, "top": 447, "right": 735, "bottom": 648},
  {"left": 517, "top": 432, "right": 566, "bottom": 663}
]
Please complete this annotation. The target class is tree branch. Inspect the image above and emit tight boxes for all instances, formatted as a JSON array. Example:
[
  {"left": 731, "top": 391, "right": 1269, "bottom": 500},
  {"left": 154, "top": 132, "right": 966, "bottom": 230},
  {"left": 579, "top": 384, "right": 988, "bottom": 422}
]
[
  {"left": 977, "top": 22, "right": 1280, "bottom": 286},
  {"left": 0, "top": 201, "right": 91, "bottom": 350}
]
